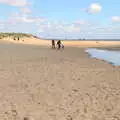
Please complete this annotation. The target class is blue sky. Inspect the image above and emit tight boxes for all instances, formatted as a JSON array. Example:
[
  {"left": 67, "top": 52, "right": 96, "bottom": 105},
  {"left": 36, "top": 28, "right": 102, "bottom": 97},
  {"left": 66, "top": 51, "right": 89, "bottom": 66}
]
[{"left": 0, "top": 0, "right": 120, "bottom": 39}]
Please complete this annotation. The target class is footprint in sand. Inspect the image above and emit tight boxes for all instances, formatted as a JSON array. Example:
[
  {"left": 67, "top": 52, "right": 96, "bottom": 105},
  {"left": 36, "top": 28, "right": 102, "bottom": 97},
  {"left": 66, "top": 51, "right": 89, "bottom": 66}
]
[
  {"left": 66, "top": 115, "right": 73, "bottom": 120},
  {"left": 24, "top": 116, "right": 34, "bottom": 120}
]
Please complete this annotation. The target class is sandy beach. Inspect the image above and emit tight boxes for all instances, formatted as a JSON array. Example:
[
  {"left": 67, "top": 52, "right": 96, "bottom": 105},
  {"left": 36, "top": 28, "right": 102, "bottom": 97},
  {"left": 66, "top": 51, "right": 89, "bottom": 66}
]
[
  {"left": 1, "top": 36, "right": 120, "bottom": 48},
  {"left": 0, "top": 41, "right": 120, "bottom": 120}
]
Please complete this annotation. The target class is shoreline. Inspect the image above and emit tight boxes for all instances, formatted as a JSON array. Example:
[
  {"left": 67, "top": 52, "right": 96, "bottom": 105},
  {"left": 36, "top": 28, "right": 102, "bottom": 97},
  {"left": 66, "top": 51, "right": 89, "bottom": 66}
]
[
  {"left": 94, "top": 46, "right": 120, "bottom": 51},
  {"left": 85, "top": 48, "right": 120, "bottom": 67},
  {"left": 1, "top": 37, "right": 120, "bottom": 47}
]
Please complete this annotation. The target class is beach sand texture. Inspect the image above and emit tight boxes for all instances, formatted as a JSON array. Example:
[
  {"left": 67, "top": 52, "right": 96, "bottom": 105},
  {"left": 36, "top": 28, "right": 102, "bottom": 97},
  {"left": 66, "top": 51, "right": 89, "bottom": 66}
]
[{"left": 0, "top": 42, "right": 120, "bottom": 120}]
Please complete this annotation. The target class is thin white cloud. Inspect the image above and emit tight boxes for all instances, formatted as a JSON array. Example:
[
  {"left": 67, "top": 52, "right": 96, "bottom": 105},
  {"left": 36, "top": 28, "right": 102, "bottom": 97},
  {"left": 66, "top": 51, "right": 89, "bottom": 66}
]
[
  {"left": 36, "top": 20, "right": 81, "bottom": 38},
  {"left": 112, "top": 16, "right": 120, "bottom": 23},
  {"left": 60, "top": 25, "right": 80, "bottom": 33},
  {"left": 73, "top": 19, "right": 89, "bottom": 28},
  {"left": 21, "top": 7, "right": 31, "bottom": 14},
  {"left": 0, "top": 0, "right": 29, "bottom": 6},
  {"left": 9, "top": 13, "right": 45, "bottom": 23},
  {"left": 87, "top": 3, "right": 102, "bottom": 14},
  {"left": 16, "top": 16, "right": 45, "bottom": 23}
]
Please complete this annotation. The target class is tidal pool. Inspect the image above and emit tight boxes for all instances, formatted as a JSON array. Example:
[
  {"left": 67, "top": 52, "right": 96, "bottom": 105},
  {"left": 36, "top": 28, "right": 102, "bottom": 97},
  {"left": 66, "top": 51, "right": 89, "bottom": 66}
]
[{"left": 85, "top": 48, "right": 120, "bottom": 66}]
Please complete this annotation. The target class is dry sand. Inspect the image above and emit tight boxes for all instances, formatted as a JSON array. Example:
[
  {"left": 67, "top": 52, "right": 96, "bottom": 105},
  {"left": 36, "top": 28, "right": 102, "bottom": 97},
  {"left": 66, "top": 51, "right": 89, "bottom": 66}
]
[
  {"left": 1, "top": 36, "right": 120, "bottom": 48},
  {"left": 0, "top": 42, "right": 120, "bottom": 120}
]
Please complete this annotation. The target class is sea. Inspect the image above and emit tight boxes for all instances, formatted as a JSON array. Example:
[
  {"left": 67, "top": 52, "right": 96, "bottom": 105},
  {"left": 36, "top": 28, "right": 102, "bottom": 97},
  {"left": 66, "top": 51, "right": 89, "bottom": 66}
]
[{"left": 85, "top": 48, "right": 120, "bottom": 66}]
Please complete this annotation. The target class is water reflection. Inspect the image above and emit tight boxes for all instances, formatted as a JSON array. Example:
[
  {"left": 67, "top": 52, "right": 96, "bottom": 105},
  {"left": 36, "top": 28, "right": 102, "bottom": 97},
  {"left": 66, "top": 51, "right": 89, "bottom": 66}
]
[{"left": 85, "top": 48, "right": 120, "bottom": 66}]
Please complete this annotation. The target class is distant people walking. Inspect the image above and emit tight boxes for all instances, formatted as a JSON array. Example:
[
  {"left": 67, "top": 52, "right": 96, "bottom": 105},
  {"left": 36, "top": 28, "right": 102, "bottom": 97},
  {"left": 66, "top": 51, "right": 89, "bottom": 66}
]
[
  {"left": 57, "top": 40, "right": 61, "bottom": 50},
  {"left": 52, "top": 40, "right": 55, "bottom": 49}
]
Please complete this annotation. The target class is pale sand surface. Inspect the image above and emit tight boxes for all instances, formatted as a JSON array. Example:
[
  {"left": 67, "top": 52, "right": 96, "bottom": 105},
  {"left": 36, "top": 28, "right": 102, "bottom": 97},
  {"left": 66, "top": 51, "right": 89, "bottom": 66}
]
[
  {"left": 1, "top": 37, "right": 120, "bottom": 47},
  {"left": 0, "top": 43, "right": 120, "bottom": 120}
]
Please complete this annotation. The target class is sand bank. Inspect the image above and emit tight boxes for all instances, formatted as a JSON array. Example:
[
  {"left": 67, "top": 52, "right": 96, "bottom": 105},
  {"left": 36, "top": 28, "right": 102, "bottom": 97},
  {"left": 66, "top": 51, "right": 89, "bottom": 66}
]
[{"left": 1, "top": 37, "right": 120, "bottom": 48}]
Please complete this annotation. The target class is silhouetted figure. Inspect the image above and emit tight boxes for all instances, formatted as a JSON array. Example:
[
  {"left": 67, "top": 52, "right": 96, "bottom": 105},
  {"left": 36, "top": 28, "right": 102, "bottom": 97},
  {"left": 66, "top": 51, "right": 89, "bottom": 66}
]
[
  {"left": 57, "top": 40, "right": 61, "bottom": 49},
  {"left": 52, "top": 40, "right": 55, "bottom": 49},
  {"left": 18, "top": 37, "right": 19, "bottom": 41},
  {"left": 14, "top": 38, "right": 16, "bottom": 41}
]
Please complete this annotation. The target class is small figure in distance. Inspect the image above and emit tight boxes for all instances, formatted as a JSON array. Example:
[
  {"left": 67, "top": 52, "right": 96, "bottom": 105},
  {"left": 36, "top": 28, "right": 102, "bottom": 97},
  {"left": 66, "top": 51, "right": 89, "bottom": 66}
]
[
  {"left": 52, "top": 40, "right": 55, "bottom": 49},
  {"left": 18, "top": 37, "right": 19, "bottom": 41},
  {"left": 57, "top": 40, "right": 61, "bottom": 50},
  {"left": 61, "top": 43, "right": 64, "bottom": 49}
]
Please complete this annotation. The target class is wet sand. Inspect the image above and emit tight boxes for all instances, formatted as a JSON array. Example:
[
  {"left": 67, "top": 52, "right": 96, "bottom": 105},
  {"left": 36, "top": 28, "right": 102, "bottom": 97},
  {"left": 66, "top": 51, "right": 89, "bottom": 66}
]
[
  {"left": 0, "top": 43, "right": 120, "bottom": 120},
  {"left": 96, "top": 45, "right": 120, "bottom": 51}
]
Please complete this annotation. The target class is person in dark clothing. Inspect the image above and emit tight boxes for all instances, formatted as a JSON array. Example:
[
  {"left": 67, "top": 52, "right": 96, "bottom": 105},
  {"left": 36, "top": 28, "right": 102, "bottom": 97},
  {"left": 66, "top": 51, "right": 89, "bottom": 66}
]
[
  {"left": 52, "top": 40, "right": 55, "bottom": 49},
  {"left": 57, "top": 40, "right": 61, "bottom": 49},
  {"left": 61, "top": 43, "right": 64, "bottom": 49}
]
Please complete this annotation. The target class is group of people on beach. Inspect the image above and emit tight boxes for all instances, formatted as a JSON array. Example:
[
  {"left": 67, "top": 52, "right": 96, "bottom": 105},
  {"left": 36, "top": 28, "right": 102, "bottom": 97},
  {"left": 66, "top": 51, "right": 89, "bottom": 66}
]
[
  {"left": 13, "top": 37, "right": 24, "bottom": 42},
  {"left": 14, "top": 37, "right": 19, "bottom": 41},
  {"left": 52, "top": 40, "right": 64, "bottom": 50}
]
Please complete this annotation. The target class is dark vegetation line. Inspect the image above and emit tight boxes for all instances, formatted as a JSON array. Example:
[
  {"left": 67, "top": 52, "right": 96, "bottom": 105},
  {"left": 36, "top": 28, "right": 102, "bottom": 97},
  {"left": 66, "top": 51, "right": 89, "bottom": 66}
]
[{"left": 0, "top": 33, "right": 39, "bottom": 39}]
